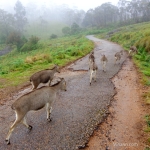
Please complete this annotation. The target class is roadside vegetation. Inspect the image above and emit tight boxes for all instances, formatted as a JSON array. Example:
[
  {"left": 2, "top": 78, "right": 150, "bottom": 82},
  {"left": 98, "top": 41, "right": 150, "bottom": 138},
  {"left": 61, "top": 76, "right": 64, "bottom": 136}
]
[
  {"left": 96, "top": 22, "right": 150, "bottom": 86},
  {"left": 0, "top": 35, "right": 94, "bottom": 88},
  {"left": 107, "top": 22, "right": 150, "bottom": 86}
]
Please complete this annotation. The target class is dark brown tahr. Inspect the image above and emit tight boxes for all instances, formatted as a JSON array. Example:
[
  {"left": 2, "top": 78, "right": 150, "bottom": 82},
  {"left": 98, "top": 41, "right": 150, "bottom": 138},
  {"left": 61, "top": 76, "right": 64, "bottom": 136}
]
[{"left": 30, "top": 65, "right": 60, "bottom": 90}]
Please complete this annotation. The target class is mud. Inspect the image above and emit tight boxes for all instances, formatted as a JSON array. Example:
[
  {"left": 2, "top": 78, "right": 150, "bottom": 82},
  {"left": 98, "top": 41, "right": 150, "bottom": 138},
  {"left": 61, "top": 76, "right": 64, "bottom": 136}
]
[
  {"left": 0, "top": 35, "right": 127, "bottom": 150},
  {"left": 85, "top": 58, "right": 146, "bottom": 150}
]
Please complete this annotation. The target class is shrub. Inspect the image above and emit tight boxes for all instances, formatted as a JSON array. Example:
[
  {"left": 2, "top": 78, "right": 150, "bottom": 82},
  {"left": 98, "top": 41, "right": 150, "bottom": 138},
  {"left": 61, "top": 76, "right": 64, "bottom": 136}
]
[
  {"left": 0, "top": 34, "right": 7, "bottom": 44},
  {"left": 6, "top": 32, "right": 27, "bottom": 50},
  {"left": 20, "top": 35, "right": 40, "bottom": 52},
  {"left": 62, "top": 27, "right": 70, "bottom": 35},
  {"left": 56, "top": 53, "right": 66, "bottom": 59},
  {"left": 70, "top": 49, "right": 83, "bottom": 56},
  {"left": 50, "top": 34, "right": 57, "bottom": 39},
  {"left": 29, "top": 35, "right": 39, "bottom": 45},
  {"left": 71, "top": 22, "right": 80, "bottom": 34}
]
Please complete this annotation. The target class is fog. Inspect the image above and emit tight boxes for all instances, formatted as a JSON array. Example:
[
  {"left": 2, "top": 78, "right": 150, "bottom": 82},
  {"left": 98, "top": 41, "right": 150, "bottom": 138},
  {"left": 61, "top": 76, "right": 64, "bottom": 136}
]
[
  {"left": 2, "top": 0, "right": 149, "bottom": 41},
  {"left": 0, "top": 0, "right": 119, "bottom": 12}
]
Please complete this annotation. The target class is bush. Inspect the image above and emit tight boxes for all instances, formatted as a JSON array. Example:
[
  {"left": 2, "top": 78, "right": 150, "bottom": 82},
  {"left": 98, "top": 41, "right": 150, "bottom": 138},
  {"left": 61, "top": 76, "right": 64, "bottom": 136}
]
[
  {"left": 50, "top": 34, "right": 57, "bottom": 39},
  {"left": 62, "top": 27, "right": 70, "bottom": 35},
  {"left": 71, "top": 23, "right": 80, "bottom": 34},
  {"left": 29, "top": 35, "right": 39, "bottom": 45},
  {"left": 70, "top": 50, "right": 83, "bottom": 56},
  {"left": 6, "top": 32, "right": 27, "bottom": 50},
  {"left": 20, "top": 35, "right": 40, "bottom": 52},
  {"left": 0, "top": 34, "right": 7, "bottom": 44},
  {"left": 56, "top": 53, "right": 66, "bottom": 59}
]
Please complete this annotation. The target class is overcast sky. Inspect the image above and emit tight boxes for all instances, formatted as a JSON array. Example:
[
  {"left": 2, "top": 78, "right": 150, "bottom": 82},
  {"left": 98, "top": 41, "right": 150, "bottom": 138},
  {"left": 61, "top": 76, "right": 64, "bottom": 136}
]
[{"left": 0, "top": 0, "right": 119, "bottom": 11}]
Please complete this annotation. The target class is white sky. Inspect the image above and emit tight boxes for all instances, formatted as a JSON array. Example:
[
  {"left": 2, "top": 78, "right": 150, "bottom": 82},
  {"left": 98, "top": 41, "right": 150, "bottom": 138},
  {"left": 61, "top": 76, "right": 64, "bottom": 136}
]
[{"left": 0, "top": 0, "right": 119, "bottom": 11}]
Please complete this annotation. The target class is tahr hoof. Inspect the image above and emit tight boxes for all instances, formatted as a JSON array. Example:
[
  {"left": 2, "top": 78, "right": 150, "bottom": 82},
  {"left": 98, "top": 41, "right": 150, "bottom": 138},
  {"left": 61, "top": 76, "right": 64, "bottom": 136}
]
[
  {"left": 47, "top": 118, "right": 52, "bottom": 122},
  {"left": 5, "top": 139, "right": 10, "bottom": 145},
  {"left": 90, "top": 83, "right": 91, "bottom": 86},
  {"left": 28, "top": 125, "right": 32, "bottom": 130}
]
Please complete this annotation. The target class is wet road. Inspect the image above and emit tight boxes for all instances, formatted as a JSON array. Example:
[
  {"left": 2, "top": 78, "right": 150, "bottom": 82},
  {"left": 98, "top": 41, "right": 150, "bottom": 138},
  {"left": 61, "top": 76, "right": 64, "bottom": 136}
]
[{"left": 0, "top": 35, "right": 127, "bottom": 150}]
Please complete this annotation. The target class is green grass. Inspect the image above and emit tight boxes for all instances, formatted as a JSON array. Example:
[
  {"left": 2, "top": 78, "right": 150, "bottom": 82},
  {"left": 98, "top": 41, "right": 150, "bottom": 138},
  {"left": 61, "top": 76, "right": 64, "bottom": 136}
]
[
  {"left": 0, "top": 35, "right": 94, "bottom": 88},
  {"left": 143, "top": 92, "right": 150, "bottom": 104},
  {"left": 144, "top": 115, "right": 150, "bottom": 136}
]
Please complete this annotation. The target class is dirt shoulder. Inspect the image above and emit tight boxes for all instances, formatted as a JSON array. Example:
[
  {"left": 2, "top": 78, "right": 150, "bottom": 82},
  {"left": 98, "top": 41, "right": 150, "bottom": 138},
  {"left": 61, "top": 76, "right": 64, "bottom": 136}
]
[{"left": 85, "top": 58, "right": 147, "bottom": 150}]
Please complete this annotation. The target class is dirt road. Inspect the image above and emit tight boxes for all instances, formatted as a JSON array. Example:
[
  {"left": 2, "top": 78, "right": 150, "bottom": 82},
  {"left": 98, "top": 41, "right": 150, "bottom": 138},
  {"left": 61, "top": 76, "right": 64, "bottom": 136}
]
[{"left": 0, "top": 36, "right": 127, "bottom": 150}]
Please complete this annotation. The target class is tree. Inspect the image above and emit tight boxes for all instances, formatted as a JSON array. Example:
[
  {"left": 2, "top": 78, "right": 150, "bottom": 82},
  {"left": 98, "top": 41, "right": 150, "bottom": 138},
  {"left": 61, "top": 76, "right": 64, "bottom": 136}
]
[
  {"left": 73, "top": 10, "right": 85, "bottom": 26},
  {"left": 62, "top": 26, "right": 70, "bottom": 35},
  {"left": 14, "top": 0, "right": 27, "bottom": 33},
  {"left": 6, "top": 31, "right": 27, "bottom": 50},
  {"left": 139, "top": 0, "right": 150, "bottom": 22},
  {"left": 0, "top": 9, "right": 15, "bottom": 43},
  {"left": 70, "top": 22, "right": 80, "bottom": 34},
  {"left": 63, "top": 8, "right": 75, "bottom": 26},
  {"left": 82, "top": 9, "right": 95, "bottom": 27},
  {"left": 118, "top": 0, "right": 130, "bottom": 23}
]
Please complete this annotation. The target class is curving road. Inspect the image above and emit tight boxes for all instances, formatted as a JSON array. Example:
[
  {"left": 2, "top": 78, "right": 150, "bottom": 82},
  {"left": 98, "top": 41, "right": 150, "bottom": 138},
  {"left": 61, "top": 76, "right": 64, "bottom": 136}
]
[{"left": 0, "top": 35, "right": 127, "bottom": 150}]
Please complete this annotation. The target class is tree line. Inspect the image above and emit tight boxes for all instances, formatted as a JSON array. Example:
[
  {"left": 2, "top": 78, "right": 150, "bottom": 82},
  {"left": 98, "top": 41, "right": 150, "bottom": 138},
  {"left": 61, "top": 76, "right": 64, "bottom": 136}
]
[
  {"left": 0, "top": 0, "right": 150, "bottom": 47},
  {"left": 83, "top": 0, "right": 150, "bottom": 27}
]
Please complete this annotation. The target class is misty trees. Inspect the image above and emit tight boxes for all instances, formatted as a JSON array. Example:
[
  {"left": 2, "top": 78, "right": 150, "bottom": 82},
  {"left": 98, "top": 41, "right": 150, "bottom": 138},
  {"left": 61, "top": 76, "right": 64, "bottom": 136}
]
[
  {"left": 0, "top": 9, "right": 15, "bottom": 43},
  {"left": 98, "top": 3, "right": 119, "bottom": 26},
  {"left": 73, "top": 10, "right": 85, "bottom": 26},
  {"left": 82, "top": 3, "right": 119, "bottom": 27},
  {"left": 82, "top": 0, "right": 150, "bottom": 28},
  {"left": 118, "top": 0, "right": 130, "bottom": 23},
  {"left": 6, "top": 31, "right": 27, "bottom": 50},
  {"left": 62, "top": 26, "right": 70, "bottom": 35},
  {"left": 1, "top": 0, "right": 150, "bottom": 43},
  {"left": 140, "top": 0, "right": 150, "bottom": 22},
  {"left": 71, "top": 23, "right": 80, "bottom": 34},
  {"left": 117, "top": 0, "right": 150, "bottom": 24},
  {"left": 82, "top": 9, "right": 95, "bottom": 27},
  {"left": 4, "top": 1, "right": 28, "bottom": 50},
  {"left": 14, "top": 0, "right": 27, "bottom": 33},
  {"left": 0, "top": 9, "right": 23, "bottom": 47},
  {"left": 0, "top": 1, "right": 28, "bottom": 45}
]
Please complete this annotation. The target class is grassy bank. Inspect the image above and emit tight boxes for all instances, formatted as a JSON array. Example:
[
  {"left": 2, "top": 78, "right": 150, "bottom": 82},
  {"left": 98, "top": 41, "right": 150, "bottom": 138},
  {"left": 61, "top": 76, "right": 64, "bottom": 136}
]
[
  {"left": 0, "top": 35, "right": 94, "bottom": 88},
  {"left": 96, "top": 22, "right": 150, "bottom": 85}
]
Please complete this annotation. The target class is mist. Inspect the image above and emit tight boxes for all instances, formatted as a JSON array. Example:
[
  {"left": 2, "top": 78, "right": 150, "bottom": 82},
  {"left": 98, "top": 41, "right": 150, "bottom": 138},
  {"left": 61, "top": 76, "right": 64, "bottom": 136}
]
[{"left": 0, "top": 0, "right": 119, "bottom": 12}]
